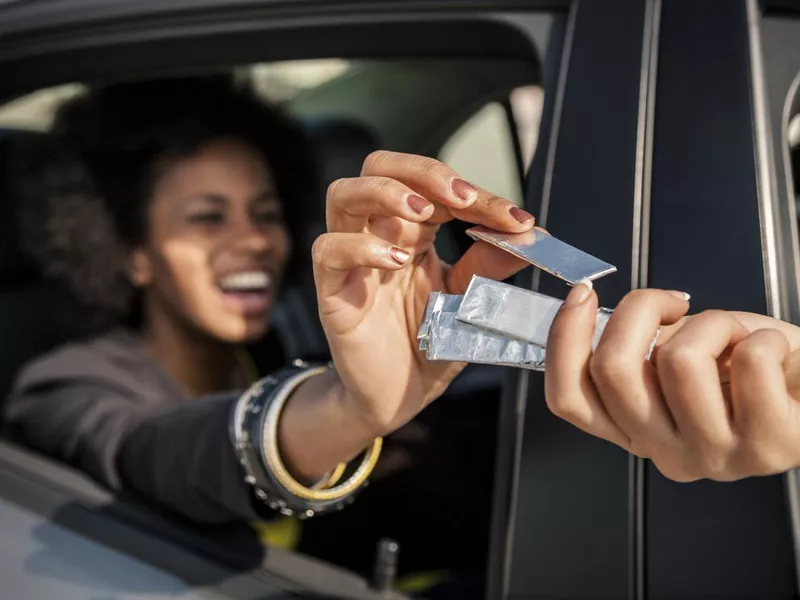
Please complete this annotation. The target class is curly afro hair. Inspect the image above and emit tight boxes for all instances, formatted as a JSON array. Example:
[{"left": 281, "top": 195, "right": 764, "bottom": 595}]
[{"left": 14, "top": 75, "right": 319, "bottom": 329}]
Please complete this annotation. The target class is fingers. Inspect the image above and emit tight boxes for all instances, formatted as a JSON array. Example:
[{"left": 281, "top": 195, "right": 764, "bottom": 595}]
[
  {"left": 312, "top": 232, "right": 409, "bottom": 297},
  {"left": 545, "top": 282, "right": 631, "bottom": 450},
  {"left": 546, "top": 288, "right": 691, "bottom": 460},
  {"left": 655, "top": 311, "right": 750, "bottom": 466},
  {"left": 325, "top": 176, "right": 434, "bottom": 234},
  {"left": 729, "top": 329, "right": 792, "bottom": 473},
  {"left": 451, "top": 193, "right": 536, "bottom": 232},
  {"left": 589, "top": 290, "right": 690, "bottom": 444},
  {"left": 356, "top": 151, "right": 535, "bottom": 232},
  {"left": 359, "top": 150, "right": 479, "bottom": 209},
  {"left": 728, "top": 311, "right": 800, "bottom": 351},
  {"left": 546, "top": 283, "right": 800, "bottom": 482}
]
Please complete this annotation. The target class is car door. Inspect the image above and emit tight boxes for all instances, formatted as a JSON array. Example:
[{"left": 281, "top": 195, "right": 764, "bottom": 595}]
[
  {"left": 492, "top": 2, "right": 654, "bottom": 598},
  {"left": 500, "top": 1, "right": 800, "bottom": 599}
]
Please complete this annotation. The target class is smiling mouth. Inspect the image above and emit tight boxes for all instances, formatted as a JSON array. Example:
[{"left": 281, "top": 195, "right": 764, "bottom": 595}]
[{"left": 217, "top": 270, "right": 274, "bottom": 316}]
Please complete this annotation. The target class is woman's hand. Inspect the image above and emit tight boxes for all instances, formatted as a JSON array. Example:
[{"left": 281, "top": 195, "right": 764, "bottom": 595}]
[
  {"left": 313, "top": 151, "right": 535, "bottom": 435},
  {"left": 545, "top": 284, "right": 800, "bottom": 482}
]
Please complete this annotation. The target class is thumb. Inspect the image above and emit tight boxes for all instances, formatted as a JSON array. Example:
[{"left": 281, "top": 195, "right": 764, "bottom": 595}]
[
  {"left": 548, "top": 280, "right": 600, "bottom": 364},
  {"left": 446, "top": 243, "right": 529, "bottom": 294}
]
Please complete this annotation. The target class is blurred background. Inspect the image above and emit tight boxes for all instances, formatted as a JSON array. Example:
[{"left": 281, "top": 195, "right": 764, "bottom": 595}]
[{"left": 0, "top": 59, "right": 543, "bottom": 206}]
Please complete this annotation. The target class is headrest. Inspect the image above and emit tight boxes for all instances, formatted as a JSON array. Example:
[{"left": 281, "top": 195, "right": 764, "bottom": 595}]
[
  {"left": 296, "top": 116, "right": 381, "bottom": 250},
  {"left": 299, "top": 116, "right": 380, "bottom": 186},
  {"left": 270, "top": 117, "right": 381, "bottom": 359}
]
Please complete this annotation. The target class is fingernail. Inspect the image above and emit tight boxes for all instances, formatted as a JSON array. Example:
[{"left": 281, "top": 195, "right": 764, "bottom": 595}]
[
  {"left": 407, "top": 194, "right": 433, "bottom": 214},
  {"left": 450, "top": 178, "right": 478, "bottom": 204},
  {"left": 390, "top": 247, "right": 410, "bottom": 264},
  {"left": 509, "top": 206, "right": 535, "bottom": 224},
  {"left": 565, "top": 279, "right": 593, "bottom": 306},
  {"left": 667, "top": 290, "right": 691, "bottom": 302}
]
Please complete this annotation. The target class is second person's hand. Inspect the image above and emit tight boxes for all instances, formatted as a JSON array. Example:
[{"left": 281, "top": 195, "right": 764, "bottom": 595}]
[
  {"left": 314, "top": 151, "right": 535, "bottom": 436},
  {"left": 545, "top": 284, "right": 800, "bottom": 482}
]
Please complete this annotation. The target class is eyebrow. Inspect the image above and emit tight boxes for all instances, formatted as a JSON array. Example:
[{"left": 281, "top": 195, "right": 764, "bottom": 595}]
[
  {"left": 252, "top": 189, "right": 280, "bottom": 205},
  {"left": 186, "top": 188, "right": 279, "bottom": 207},
  {"left": 188, "top": 193, "right": 227, "bottom": 207}
]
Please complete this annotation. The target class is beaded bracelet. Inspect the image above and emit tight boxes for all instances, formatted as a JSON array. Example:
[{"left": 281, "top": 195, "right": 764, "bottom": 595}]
[{"left": 230, "top": 362, "right": 382, "bottom": 517}]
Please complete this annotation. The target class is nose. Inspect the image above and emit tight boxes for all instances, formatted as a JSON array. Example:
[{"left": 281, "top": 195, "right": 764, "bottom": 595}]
[{"left": 231, "top": 215, "right": 272, "bottom": 255}]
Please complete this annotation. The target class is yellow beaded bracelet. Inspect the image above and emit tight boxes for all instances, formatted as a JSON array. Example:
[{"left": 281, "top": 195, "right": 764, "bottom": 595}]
[
  {"left": 260, "top": 366, "right": 382, "bottom": 503},
  {"left": 235, "top": 348, "right": 348, "bottom": 492}
]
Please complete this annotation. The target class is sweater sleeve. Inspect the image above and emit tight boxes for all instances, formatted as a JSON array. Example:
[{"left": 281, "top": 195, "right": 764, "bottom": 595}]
[{"left": 4, "top": 342, "right": 275, "bottom": 524}]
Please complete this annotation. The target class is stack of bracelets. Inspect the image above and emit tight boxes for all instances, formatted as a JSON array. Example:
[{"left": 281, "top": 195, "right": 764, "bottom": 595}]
[{"left": 229, "top": 360, "right": 383, "bottom": 518}]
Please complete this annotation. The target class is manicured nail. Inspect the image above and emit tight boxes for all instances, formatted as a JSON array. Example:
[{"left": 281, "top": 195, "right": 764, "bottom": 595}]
[
  {"left": 509, "top": 206, "right": 535, "bottom": 224},
  {"left": 667, "top": 290, "right": 691, "bottom": 302},
  {"left": 565, "top": 279, "right": 593, "bottom": 306},
  {"left": 390, "top": 247, "right": 410, "bottom": 264},
  {"left": 407, "top": 194, "right": 433, "bottom": 214},
  {"left": 450, "top": 178, "right": 478, "bottom": 204}
]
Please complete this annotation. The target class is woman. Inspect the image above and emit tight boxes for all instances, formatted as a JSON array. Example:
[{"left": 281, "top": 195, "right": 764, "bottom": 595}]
[
  {"left": 4, "top": 76, "right": 535, "bottom": 574},
  {"left": 545, "top": 281, "right": 800, "bottom": 482}
]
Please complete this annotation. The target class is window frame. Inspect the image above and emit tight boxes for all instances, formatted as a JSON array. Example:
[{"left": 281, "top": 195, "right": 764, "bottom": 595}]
[{"left": 0, "top": 2, "right": 560, "bottom": 599}]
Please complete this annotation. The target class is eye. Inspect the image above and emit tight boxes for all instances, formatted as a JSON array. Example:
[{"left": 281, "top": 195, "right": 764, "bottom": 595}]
[
  {"left": 187, "top": 211, "right": 225, "bottom": 225},
  {"left": 253, "top": 208, "right": 283, "bottom": 225}
]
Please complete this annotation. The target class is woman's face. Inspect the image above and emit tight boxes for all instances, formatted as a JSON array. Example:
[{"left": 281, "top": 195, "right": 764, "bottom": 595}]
[{"left": 131, "top": 139, "right": 291, "bottom": 343}]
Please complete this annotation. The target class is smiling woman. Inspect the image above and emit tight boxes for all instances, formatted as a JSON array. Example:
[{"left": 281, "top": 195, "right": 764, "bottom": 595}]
[
  {"left": 136, "top": 138, "right": 290, "bottom": 349},
  {"left": 12, "top": 78, "right": 313, "bottom": 340},
  {"left": 1, "top": 74, "right": 537, "bottom": 592},
  {"left": 4, "top": 76, "right": 330, "bottom": 499}
]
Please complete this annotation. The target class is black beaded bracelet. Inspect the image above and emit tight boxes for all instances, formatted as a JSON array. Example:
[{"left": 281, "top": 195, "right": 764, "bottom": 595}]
[{"left": 229, "top": 362, "right": 379, "bottom": 517}]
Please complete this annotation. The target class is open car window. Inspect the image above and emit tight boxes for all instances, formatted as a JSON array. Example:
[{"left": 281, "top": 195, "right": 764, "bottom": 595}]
[{"left": 0, "top": 4, "right": 554, "bottom": 596}]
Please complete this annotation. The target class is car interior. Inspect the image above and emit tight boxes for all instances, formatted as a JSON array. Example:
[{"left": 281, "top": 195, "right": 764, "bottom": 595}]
[{"left": 0, "top": 57, "right": 543, "bottom": 599}]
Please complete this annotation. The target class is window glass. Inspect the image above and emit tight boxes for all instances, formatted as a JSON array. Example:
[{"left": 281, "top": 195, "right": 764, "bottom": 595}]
[
  {"left": 789, "top": 112, "right": 800, "bottom": 150},
  {"left": 439, "top": 102, "right": 524, "bottom": 205},
  {"left": 0, "top": 84, "right": 84, "bottom": 130},
  {"left": 0, "top": 61, "right": 352, "bottom": 130},
  {"left": 438, "top": 85, "right": 543, "bottom": 207},
  {"left": 243, "top": 59, "right": 351, "bottom": 103},
  {"left": 510, "top": 84, "right": 544, "bottom": 172}
]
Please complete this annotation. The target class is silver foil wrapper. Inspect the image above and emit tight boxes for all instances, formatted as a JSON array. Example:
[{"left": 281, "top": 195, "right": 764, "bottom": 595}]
[
  {"left": 417, "top": 227, "right": 659, "bottom": 369},
  {"left": 466, "top": 226, "right": 617, "bottom": 285},
  {"left": 458, "top": 276, "right": 613, "bottom": 350},
  {"left": 417, "top": 277, "right": 658, "bottom": 370},
  {"left": 417, "top": 292, "right": 547, "bottom": 370}
]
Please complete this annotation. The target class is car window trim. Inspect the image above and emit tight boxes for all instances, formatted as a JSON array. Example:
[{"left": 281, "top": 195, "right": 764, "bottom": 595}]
[
  {"left": 755, "top": 7, "right": 800, "bottom": 593},
  {"left": 484, "top": 6, "right": 572, "bottom": 600}
]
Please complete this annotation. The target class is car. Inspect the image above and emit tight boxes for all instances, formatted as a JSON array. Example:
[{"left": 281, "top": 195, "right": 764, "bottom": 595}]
[{"left": 0, "top": 0, "right": 800, "bottom": 598}]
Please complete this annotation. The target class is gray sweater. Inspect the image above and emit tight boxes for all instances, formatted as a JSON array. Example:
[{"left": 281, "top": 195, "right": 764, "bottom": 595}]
[{"left": 4, "top": 330, "right": 270, "bottom": 523}]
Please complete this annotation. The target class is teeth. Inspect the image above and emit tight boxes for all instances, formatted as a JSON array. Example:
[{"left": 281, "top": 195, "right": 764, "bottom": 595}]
[{"left": 218, "top": 271, "right": 271, "bottom": 292}]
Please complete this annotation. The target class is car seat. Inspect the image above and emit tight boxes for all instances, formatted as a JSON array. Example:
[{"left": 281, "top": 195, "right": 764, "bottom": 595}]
[{"left": 0, "top": 129, "right": 91, "bottom": 409}]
